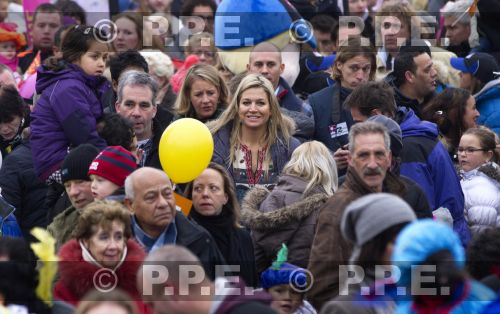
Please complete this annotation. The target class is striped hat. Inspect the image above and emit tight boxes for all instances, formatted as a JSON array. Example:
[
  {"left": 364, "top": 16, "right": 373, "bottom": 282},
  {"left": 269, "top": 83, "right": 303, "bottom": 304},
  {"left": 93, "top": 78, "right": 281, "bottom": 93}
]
[{"left": 88, "top": 146, "right": 137, "bottom": 187}]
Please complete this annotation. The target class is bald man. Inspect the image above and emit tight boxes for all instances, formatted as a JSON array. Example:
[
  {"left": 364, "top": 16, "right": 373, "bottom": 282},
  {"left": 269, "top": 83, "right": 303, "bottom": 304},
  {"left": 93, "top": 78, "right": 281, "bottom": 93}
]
[
  {"left": 124, "top": 167, "right": 225, "bottom": 279},
  {"left": 247, "top": 42, "right": 314, "bottom": 141}
]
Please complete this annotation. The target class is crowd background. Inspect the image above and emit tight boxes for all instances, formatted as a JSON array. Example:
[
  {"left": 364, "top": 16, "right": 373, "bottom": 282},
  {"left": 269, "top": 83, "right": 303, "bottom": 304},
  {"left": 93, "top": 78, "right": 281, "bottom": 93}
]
[{"left": 0, "top": 0, "right": 499, "bottom": 313}]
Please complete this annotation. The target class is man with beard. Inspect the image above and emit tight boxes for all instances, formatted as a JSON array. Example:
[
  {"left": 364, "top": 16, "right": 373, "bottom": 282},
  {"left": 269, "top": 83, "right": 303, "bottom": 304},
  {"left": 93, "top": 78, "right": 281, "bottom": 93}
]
[
  {"left": 115, "top": 71, "right": 165, "bottom": 169},
  {"left": 307, "top": 121, "right": 423, "bottom": 310}
]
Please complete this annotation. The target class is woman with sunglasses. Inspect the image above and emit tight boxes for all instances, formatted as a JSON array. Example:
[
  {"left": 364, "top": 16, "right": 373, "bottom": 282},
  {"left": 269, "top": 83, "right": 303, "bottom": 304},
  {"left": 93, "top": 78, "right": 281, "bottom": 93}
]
[{"left": 457, "top": 127, "right": 500, "bottom": 236}]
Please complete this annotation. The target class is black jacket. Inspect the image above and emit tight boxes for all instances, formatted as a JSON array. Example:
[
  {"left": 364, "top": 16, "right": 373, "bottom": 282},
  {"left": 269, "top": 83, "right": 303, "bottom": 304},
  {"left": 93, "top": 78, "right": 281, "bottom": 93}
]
[
  {"left": 143, "top": 116, "right": 167, "bottom": 170},
  {"left": 0, "top": 141, "right": 48, "bottom": 241},
  {"left": 174, "top": 213, "right": 227, "bottom": 280}
]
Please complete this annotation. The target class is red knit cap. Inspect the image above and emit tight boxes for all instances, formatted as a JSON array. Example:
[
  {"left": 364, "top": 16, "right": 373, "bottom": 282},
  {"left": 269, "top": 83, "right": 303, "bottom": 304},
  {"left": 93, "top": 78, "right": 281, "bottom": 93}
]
[{"left": 88, "top": 146, "right": 137, "bottom": 187}]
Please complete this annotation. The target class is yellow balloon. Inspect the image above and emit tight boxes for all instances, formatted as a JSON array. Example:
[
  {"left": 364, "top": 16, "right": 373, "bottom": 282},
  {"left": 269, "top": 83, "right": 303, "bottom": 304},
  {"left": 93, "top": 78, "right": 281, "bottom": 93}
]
[{"left": 159, "top": 118, "right": 214, "bottom": 183}]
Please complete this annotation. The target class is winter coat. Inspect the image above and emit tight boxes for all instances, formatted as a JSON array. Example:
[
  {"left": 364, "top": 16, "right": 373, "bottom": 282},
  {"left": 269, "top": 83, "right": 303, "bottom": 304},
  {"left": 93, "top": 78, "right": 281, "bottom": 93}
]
[
  {"left": 308, "top": 82, "right": 354, "bottom": 153},
  {"left": 0, "top": 141, "right": 48, "bottom": 240},
  {"left": 47, "top": 205, "right": 79, "bottom": 251},
  {"left": 30, "top": 63, "right": 109, "bottom": 180},
  {"left": 460, "top": 162, "right": 500, "bottom": 236},
  {"left": 307, "top": 168, "right": 409, "bottom": 311},
  {"left": 54, "top": 239, "right": 150, "bottom": 314},
  {"left": 211, "top": 122, "right": 300, "bottom": 199},
  {"left": 132, "top": 212, "right": 227, "bottom": 281},
  {"left": 396, "top": 107, "right": 470, "bottom": 246},
  {"left": 474, "top": 78, "right": 500, "bottom": 136},
  {"left": 241, "top": 175, "right": 329, "bottom": 273}
]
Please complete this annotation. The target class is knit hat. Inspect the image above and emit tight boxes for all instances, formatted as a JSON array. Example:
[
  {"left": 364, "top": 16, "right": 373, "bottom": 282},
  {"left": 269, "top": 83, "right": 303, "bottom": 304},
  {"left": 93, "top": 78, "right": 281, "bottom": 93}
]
[
  {"left": 450, "top": 52, "right": 500, "bottom": 84},
  {"left": 367, "top": 115, "right": 403, "bottom": 157},
  {"left": 61, "top": 144, "right": 100, "bottom": 183},
  {"left": 0, "top": 22, "right": 26, "bottom": 50},
  {"left": 88, "top": 146, "right": 137, "bottom": 187},
  {"left": 341, "top": 193, "right": 417, "bottom": 262},
  {"left": 260, "top": 244, "right": 308, "bottom": 291}
]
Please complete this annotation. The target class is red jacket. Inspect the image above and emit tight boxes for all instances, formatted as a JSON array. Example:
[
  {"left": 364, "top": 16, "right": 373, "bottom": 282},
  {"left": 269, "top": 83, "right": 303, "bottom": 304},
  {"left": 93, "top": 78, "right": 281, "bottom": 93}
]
[{"left": 54, "top": 239, "right": 151, "bottom": 314}]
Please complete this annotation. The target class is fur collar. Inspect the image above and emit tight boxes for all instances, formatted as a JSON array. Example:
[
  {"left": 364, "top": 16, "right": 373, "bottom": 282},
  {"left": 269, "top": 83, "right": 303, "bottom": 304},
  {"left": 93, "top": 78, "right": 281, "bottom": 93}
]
[
  {"left": 478, "top": 162, "right": 500, "bottom": 184},
  {"left": 56, "top": 239, "right": 145, "bottom": 300},
  {"left": 240, "top": 186, "right": 328, "bottom": 231}
]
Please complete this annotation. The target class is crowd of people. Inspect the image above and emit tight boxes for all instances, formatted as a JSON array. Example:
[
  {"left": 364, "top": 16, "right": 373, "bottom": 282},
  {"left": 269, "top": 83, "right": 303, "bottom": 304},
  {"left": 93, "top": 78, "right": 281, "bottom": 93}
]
[{"left": 0, "top": 0, "right": 499, "bottom": 313}]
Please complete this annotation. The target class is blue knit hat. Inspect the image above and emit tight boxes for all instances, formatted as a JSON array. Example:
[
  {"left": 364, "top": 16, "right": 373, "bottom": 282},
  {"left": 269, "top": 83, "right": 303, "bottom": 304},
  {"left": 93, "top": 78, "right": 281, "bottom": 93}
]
[{"left": 260, "top": 244, "right": 308, "bottom": 290}]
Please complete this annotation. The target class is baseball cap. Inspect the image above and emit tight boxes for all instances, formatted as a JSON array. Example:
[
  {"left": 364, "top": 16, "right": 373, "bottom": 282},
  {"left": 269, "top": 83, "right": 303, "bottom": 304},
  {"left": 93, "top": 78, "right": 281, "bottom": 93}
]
[{"left": 450, "top": 52, "right": 500, "bottom": 84}]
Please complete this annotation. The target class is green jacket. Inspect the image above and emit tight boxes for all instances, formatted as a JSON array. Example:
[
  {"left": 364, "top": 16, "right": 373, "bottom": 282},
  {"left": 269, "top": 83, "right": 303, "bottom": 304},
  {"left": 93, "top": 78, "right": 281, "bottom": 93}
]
[{"left": 47, "top": 205, "right": 80, "bottom": 251}]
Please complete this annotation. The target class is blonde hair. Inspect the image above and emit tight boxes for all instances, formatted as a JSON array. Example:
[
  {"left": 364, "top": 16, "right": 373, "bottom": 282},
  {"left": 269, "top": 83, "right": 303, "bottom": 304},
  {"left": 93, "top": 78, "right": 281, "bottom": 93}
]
[
  {"left": 174, "top": 63, "right": 229, "bottom": 117},
  {"left": 282, "top": 141, "right": 338, "bottom": 196},
  {"left": 140, "top": 50, "right": 174, "bottom": 79},
  {"left": 208, "top": 74, "right": 295, "bottom": 173}
]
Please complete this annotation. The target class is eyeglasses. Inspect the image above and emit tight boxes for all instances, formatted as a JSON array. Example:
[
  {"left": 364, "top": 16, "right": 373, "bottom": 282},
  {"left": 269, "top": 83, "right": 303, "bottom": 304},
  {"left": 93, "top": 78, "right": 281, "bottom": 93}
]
[{"left": 456, "top": 147, "right": 487, "bottom": 154}]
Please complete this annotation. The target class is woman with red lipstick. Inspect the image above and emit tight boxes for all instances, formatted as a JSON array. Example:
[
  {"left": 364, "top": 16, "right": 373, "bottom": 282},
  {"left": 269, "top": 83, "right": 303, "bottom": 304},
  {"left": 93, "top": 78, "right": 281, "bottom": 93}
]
[
  {"left": 54, "top": 200, "right": 150, "bottom": 314},
  {"left": 186, "top": 162, "right": 258, "bottom": 287},
  {"left": 457, "top": 128, "right": 500, "bottom": 237},
  {"left": 174, "top": 64, "right": 228, "bottom": 122},
  {"left": 423, "top": 87, "right": 480, "bottom": 163},
  {"left": 209, "top": 73, "right": 300, "bottom": 202}
]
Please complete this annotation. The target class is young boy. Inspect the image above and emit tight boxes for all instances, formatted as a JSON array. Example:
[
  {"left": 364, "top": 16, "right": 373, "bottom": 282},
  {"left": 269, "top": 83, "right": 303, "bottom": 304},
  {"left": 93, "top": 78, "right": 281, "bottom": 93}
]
[{"left": 88, "top": 146, "right": 137, "bottom": 201}]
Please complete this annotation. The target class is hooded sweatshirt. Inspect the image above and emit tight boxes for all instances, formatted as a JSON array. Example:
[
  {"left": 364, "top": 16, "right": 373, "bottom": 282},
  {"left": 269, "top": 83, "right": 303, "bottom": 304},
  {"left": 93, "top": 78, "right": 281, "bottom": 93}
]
[
  {"left": 474, "top": 77, "right": 500, "bottom": 136},
  {"left": 397, "top": 107, "right": 470, "bottom": 246},
  {"left": 30, "top": 63, "right": 109, "bottom": 179}
]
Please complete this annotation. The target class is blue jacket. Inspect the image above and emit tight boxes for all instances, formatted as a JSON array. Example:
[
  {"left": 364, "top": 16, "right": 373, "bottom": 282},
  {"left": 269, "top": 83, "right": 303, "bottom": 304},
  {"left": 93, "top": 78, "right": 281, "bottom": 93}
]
[
  {"left": 474, "top": 78, "right": 500, "bottom": 136},
  {"left": 392, "top": 220, "right": 494, "bottom": 314},
  {"left": 31, "top": 63, "right": 109, "bottom": 180},
  {"left": 308, "top": 83, "right": 354, "bottom": 152},
  {"left": 397, "top": 108, "right": 470, "bottom": 245}
]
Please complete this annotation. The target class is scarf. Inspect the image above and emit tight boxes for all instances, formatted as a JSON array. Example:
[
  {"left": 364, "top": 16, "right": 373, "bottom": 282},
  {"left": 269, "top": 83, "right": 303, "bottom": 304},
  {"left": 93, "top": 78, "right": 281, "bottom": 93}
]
[
  {"left": 0, "top": 53, "right": 18, "bottom": 73},
  {"left": 189, "top": 208, "right": 240, "bottom": 263},
  {"left": 79, "top": 240, "right": 127, "bottom": 272}
]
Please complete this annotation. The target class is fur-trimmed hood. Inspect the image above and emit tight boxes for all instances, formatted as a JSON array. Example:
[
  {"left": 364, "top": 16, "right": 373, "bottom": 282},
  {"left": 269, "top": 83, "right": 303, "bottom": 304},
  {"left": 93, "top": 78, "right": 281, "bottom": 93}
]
[
  {"left": 478, "top": 162, "right": 500, "bottom": 185},
  {"left": 54, "top": 239, "right": 145, "bottom": 302},
  {"left": 241, "top": 185, "right": 328, "bottom": 231}
]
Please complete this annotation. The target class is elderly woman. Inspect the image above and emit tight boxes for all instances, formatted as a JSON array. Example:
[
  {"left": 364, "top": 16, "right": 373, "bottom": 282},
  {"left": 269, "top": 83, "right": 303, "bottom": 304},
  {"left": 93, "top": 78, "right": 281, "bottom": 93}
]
[
  {"left": 174, "top": 64, "right": 229, "bottom": 122},
  {"left": 209, "top": 73, "right": 300, "bottom": 202},
  {"left": 186, "top": 162, "right": 257, "bottom": 287},
  {"left": 54, "top": 200, "right": 149, "bottom": 314},
  {"left": 140, "top": 51, "right": 176, "bottom": 114}
]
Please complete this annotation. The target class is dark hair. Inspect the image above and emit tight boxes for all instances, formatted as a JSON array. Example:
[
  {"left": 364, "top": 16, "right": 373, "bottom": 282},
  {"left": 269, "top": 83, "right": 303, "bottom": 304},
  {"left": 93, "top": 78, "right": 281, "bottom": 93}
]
[
  {"left": 393, "top": 43, "right": 431, "bottom": 87},
  {"left": 413, "top": 250, "right": 466, "bottom": 304},
  {"left": 466, "top": 228, "right": 500, "bottom": 280},
  {"left": 311, "top": 14, "right": 337, "bottom": 36},
  {"left": 97, "top": 113, "right": 135, "bottom": 151},
  {"left": 53, "top": 25, "right": 74, "bottom": 48},
  {"left": 33, "top": 3, "right": 62, "bottom": 23},
  {"left": 44, "top": 25, "right": 108, "bottom": 71},
  {"left": 0, "top": 85, "right": 27, "bottom": 124},
  {"left": 343, "top": 81, "right": 397, "bottom": 118},
  {"left": 357, "top": 222, "right": 408, "bottom": 269},
  {"left": 422, "top": 88, "right": 471, "bottom": 149},
  {"left": 181, "top": 0, "right": 217, "bottom": 17},
  {"left": 463, "top": 127, "right": 500, "bottom": 163},
  {"left": 186, "top": 162, "right": 241, "bottom": 227},
  {"left": 228, "top": 71, "right": 247, "bottom": 100},
  {"left": 109, "top": 50, "right": 149, "bottom": 83},
  {"left": 55, "top": 0, "right": 87, "bottom": 25},
  {"left": 0, "top": 238, "right": 51, "bottom": 314}
]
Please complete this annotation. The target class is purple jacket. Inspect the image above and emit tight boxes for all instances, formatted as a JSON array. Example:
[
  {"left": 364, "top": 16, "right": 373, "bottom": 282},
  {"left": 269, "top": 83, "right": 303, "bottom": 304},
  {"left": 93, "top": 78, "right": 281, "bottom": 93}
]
[{"left": 31, "top": 63, "right": 109, "bottom": 179}]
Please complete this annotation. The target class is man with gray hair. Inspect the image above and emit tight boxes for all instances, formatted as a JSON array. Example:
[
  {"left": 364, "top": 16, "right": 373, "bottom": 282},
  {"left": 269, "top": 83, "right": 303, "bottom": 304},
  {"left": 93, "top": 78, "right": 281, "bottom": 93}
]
[
  {"left": 442, "top": 0, "right": 476, "bottom": 57},
  {"left": 124, "top": 167, "right": 225, "bottom": 280},
  {"left": 115, "top": 70, "right": 164, "bottom": 168},
  {"left": 307, "top": 121, "right": 426, "bottom": 310}
]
